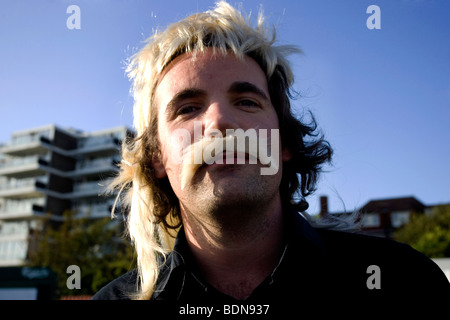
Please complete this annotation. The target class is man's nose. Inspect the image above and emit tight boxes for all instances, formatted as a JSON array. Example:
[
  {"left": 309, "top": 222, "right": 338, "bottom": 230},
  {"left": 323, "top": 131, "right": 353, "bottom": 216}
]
[{"left": 203, "top": 101, "right": 239, "bottom": 137}]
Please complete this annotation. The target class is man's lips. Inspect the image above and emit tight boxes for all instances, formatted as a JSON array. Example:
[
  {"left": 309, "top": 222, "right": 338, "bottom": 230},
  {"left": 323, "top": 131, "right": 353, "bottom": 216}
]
[
  {"left": 180, "top": 134, "right": 269, "bottom": 189},
  {"left": 202, "top": 151, "right": 258, "bottom": 167}
]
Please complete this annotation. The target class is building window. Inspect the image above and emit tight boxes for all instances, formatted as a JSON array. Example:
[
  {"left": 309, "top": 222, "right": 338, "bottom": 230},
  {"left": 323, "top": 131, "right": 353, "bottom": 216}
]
[
  {"left": 391, "top": 211, "right": 410, "bottom": 228},
  {"left": 0, "top": 240, "right": 27, "bottom": 261},
  {"left": 361, "top": 213, "right": 380, "bottom": 228}
]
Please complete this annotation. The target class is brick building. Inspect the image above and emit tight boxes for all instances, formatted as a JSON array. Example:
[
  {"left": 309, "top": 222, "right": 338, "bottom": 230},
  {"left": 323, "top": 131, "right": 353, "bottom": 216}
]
[{"left": 318, "top": 195, "right": 444, "bottom": 238}]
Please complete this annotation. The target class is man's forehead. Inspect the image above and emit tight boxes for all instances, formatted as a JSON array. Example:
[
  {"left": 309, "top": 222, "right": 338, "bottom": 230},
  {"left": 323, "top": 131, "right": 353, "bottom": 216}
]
[{"left": 154, "top": 49, "right": 269, "bottom": 108}]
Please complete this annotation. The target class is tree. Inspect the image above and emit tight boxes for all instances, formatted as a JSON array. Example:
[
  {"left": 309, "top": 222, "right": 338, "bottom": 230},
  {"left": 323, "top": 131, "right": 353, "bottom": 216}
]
[
  {"left": 28, "top": 211, "right": 136, "bottom": 298},
  {"left": 395, "top": 205, "right": 450, "bottom": 258}
]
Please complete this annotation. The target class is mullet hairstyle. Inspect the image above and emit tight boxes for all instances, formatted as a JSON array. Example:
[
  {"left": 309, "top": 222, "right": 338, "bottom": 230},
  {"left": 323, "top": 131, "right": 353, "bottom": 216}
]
[{"left": 108, "top": 1, "right": 333, "bottom": 300}]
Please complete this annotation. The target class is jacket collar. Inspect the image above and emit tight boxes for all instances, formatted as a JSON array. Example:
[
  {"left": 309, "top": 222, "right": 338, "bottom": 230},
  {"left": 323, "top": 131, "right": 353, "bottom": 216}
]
[
  {"left": 151, "top": 206, "right": 328, "bottom": 300},
  {"left": 285, "top": 206, "right": 328, "bottom": 256},
  {"left": 152, "top": 230, "right": 190, "bottom": 300}
]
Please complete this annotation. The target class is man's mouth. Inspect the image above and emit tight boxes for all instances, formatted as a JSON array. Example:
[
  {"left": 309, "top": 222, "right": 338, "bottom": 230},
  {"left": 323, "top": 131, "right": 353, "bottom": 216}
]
[
  {"left": 180, "top": 136, "right": 238, "bottom": 189},
  {"left": 180, "top": 151, "right": 258, "bottom": 189},
  {"left": 192, "top": 151, "right": 256, "bottom": 174},
  {"left": 204, "top": 151, "right": 257, "bottom": 166},
  {"left": 179, "top": 131, "right": 279, "bottom": 189}
]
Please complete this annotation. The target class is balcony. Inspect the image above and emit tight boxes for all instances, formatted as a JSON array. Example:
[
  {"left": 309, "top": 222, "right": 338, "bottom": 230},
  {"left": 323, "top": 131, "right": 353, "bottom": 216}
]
[
  {"left": 75, "top": 135, "right": 121, "bottom": 157},
  {"left": 32, "top": 155, "right": 118, "bottom": 181},
  {"left": 15, "top": 179, "right": 111, "bottom": 201},
  {"left": 0, "top": 199, "right": 45, "bottom": 220},
  {"left": 0, "top": 155, "right": 46, "bottom": 178},
  {"left": 0, "top": 177, "right": 48, "bottom": 198},
  {"left": 0, "top": 136, "right": 51, "bottom": 157},
  {"left": 71, "top": 156, "right": 119, "bottom": 178},
  {"left": 71, "top": 181, "right": 105, "bottom": 198},
  {"left": 0, "top": 219, "right": 31, "bottom": 265},
  {"left": 72, "top": 201, "right": 113, "bottom": 218},
  {"left": 0, "top": 236, "right": 28, "bottom": 267}
]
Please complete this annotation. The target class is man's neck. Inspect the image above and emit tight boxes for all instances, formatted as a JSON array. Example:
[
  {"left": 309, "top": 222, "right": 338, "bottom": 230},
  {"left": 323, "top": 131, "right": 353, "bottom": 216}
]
[{"left": 180, "top": 194, "right": 285, "bottom": 300}]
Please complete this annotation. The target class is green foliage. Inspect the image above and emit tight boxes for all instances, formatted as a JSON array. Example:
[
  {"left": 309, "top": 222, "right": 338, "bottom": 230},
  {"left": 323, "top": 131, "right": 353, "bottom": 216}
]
[
  {"left": 395, "top": 205, "right": 450, "bottom": 258},
  {"left": 27, "top": 211, "right": 136, "bottom": 298}
]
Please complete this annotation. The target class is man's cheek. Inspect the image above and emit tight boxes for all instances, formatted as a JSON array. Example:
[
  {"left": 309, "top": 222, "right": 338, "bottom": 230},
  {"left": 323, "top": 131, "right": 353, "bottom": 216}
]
[{"left": 167, "top": 128, "right": 193, "bottom": 165}]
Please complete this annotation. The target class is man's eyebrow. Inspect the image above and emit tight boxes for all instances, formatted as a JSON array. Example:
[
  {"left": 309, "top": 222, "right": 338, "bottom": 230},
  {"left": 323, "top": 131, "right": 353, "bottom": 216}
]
[
  {"left": 227, "top": 81, "right": 269, "bottom": 101},
  {"left": 165, "top": 88, "right": 207, "bottom": 115}
]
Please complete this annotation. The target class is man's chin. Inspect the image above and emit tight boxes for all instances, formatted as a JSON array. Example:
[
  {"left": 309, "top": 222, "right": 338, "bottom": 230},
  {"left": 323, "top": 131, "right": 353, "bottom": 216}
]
[
  {"left": 209, "top": 177, "right": 272, "bottom": 207},
  {"left": 179, "top": 165, "right": 280, "bottom": 206}
]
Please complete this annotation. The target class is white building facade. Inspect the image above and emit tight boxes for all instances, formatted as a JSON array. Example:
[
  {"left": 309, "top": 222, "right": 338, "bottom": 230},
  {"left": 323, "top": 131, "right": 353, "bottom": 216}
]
[{"left": 0, "top": 124, "right": 133, "bottom": 266}]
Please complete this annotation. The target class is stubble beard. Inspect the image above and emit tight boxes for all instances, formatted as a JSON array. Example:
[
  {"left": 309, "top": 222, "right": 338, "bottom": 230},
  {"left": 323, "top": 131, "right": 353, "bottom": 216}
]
[{"left": 179, "top": 165, "right": 283, "bottom": 244}]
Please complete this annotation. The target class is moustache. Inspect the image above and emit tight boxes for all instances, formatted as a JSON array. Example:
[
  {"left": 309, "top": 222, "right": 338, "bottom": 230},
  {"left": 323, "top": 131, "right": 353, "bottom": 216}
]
[{"left": 180, "top": 131, "right": 279, "bottom": 189}]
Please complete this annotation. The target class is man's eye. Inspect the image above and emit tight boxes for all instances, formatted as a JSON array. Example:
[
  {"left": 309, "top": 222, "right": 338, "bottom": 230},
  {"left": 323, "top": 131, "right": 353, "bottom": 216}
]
[
  {"left": 236, "top": 99, "right": 259, "bottom": 108},
  {"left": 177, "top": 106, "right": 199, "bottom": 115}
]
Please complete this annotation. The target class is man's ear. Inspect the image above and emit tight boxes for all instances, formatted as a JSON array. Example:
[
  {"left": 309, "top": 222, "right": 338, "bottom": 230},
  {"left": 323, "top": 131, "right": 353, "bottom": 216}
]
[
  {"left": 152, "top": 155, "right": 167, "bottom": 178},
  {"left": 281, "top": 147, "right": 293, "bottom": 162}
]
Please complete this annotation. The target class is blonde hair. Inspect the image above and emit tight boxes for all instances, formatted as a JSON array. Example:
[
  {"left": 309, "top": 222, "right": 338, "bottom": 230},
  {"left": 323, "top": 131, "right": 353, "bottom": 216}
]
[{"left": 109, "top": 1, "right": 300, "bottom": 299}]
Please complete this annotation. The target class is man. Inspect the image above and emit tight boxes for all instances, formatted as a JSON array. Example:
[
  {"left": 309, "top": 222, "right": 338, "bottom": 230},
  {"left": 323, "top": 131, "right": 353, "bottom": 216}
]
[{"left": 93, "top": 1, "right": 449, "bottom": 306}]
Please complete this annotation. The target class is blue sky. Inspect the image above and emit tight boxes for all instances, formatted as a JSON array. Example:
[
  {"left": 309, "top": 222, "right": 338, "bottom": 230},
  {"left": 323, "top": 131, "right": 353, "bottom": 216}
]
[{"left": 1, "top": 0, "right": 449, "bottom": 214}]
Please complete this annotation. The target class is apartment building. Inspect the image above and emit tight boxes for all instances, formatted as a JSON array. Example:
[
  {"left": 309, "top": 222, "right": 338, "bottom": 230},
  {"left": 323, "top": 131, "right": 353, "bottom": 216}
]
[{"left": 0, "top": 124, "right": 133, "bottom": 266}]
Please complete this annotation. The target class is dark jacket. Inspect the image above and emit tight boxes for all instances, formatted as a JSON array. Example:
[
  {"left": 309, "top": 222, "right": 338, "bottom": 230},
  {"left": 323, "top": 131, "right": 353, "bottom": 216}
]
[{"left": 93, "top": 208, "right": 449, "bottom": 307}]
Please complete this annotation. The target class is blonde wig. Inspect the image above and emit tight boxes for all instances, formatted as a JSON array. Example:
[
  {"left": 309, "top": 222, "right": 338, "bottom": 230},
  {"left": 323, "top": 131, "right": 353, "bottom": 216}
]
[{"left": 108, "top": 1, "right": 338, "bottom": 300}]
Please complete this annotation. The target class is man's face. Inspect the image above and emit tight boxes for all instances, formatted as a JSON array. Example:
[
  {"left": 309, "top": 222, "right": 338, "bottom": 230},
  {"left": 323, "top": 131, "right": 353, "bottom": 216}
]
[{"left": 153, "top": 49, "right": 290, "bottom": 217}]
